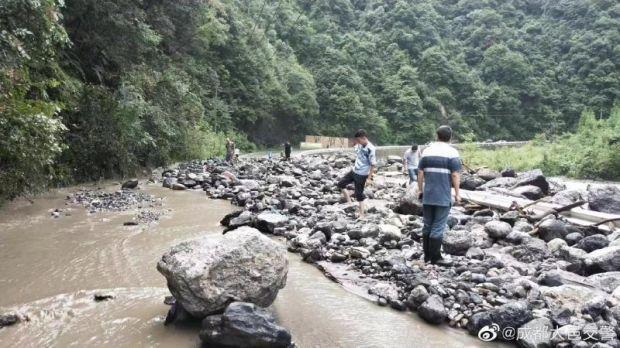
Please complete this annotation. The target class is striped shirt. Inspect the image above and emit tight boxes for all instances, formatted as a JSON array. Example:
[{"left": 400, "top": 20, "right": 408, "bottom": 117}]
[{"left": 418, "top": 142, "right": 461, "bottom": 207}]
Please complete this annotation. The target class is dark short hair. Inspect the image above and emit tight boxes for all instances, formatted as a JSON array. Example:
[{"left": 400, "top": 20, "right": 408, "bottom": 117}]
[
  {"left": 411, "top": 144, "right": 418, "bottom": 150},
  {"left": 354, "top": 129, "right": 367, "bottom": 138},
  {"left": 436, "top": 125, "right": 452, "bottom": 142}
]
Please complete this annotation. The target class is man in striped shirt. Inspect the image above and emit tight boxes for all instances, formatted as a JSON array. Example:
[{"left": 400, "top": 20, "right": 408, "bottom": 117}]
[{"left": 417, "top": 125, "right": 462, "bottom": 265}]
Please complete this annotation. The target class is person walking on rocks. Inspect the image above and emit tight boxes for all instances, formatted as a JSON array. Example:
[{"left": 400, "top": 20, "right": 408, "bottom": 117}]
[
  {"left": 403, "top": 144, "right": 420, "bottom": 185},
  {"left": 337, "top": 129, "right": 377, "bottom": 218},
  {"left": 417, "top": 125, "right": 461, "bottom": 265},
  {"left": 284, "top": 141, "right": 292, "bottom": 160},
  {"left": 225, "top": 138, "right": 235, "bottom": 164}
]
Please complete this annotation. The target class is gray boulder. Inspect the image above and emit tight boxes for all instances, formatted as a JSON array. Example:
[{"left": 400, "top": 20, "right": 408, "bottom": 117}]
[
  {"left": 585, "top": 246, "right": 620, "bottom": 273},
  {"left": 157, "top": 227, "right": 288, "bottom": 318},
  {"left": 162, "top": 177, "right": 177, "bottom": 188},
  {"left": 537, "top": 218, "right": 568, "bottom": 242},
  {"left": 460, "top": 173, "right": 486, "bottom": 190},
  {"left": 552, "top": 190, "right": 584, "bottom": 206},
  {"left": 255, "top": 212, "right": 289, "bottom": 234},
  {"left": 477, "top": 168, "right": 501, "bottom": 181},
  {"left": 406, "top": 285, "right": 429, "bottom": 310},
  {"left": 199, "top": 302, "right": 292, "bottom": 348},
  {"left": 480, "top": 177, "right": 517, "bottom": 190},
  {"left": 0, "top": 313, "right": 20, "bottom": 328},
  {"left": 575, "top": 234, "right": 609, "bottom": 253},
  {"left": 171, "top": 183, "right": 187, "bottom": 190},
  {"left": 468, "top": 301, "right": 533, "bottom": 335},
  {"left": 418, "top": 294, "right": 447, "bottom": 325},
  {"left": 517, "top": 317, "right": 553, "bottom": 348},
  {"left": 394, "top": 188, "right": 423, "bottom": 216},
  {"left": 443, "top": 229, "right": 472, "bottom": 255},
  {"left": 514, "top": 169, "right": 549, "bottom": 194},
  {"left": 485, "top": 220, "right": 512, "bottom": 239},
  {"left": 512, "top": 185, "right": 543, "bottom": 200},
  {"left": 588, "top": 186, "right": 620, "bottom": 214},
  {"left": 378, "top": 224, "right": 402, "bottom": 242},
  {"left": 121, "top": 179, "right": 139, "bottom": 189}
]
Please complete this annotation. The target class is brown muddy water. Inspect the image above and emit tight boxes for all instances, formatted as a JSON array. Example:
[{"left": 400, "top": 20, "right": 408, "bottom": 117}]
[{"left": 0, "top": 183, "right": 494, "bottom": 348}]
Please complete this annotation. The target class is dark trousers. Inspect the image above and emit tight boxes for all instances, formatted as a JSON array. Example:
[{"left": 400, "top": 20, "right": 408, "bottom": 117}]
[{"left": 337, "top": 170, "right": 368, "bottom": 201}]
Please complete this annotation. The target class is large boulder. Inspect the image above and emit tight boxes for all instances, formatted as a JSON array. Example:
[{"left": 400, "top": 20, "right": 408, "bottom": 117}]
[
  {"left": 417, "top": 294, "right": 447, "bottom": 325},
  {"left": 485, "top": 220, "right": 512, "bottom": 239},
  {"left": 513, "top": 169, "right": 549, "bottom": 194},
  {"left": 255, "top": 212, "right": 289, "bottom": 234},
  {"left": 443, "top": 229, "right": 472, "bottom": 255},
  {"left": 157, "top": 227, "right": 288, "bottom": 318},
  {"left": 394, "top": 188, "right": 423, "bottom": 216},
  {"left": 585, "top": 246, "right": 620, "bottom": 274},
  {"left": 588, "top": 186, "right": 620, "bottom": 214},
  {"left": 200, "top": 302, "right": 292, "bottom": 348}
]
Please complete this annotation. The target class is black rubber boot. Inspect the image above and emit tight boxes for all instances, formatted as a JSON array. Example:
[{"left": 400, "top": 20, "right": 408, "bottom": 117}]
[
  {"left": 422, "top": 234, "right": 430, "bottom": 263},
  {"left": 429, "top": 237, "right": 451, "bottom": 266}
]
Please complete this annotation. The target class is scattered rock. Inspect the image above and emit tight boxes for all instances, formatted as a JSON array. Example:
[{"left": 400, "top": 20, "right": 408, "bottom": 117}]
[
  {"left": 588, "top": 186, "right": 620, "bottom": 214},
  {"left": 418, "top": 294, "right": 447, "bottom": 325},
  {"left": 575, "top": 234, "right": 609, "bottom": 253},
  {"left": 0, "top": 313, "right": 20, "bottom": 328},
  {"left": 537, "top": 218, "right": 568, "bottom": 242},
  {"left": 485, "top": 220, "right": 512, "bottom": 239},
  {"left": 585, "top": 246, "right": 620, "bottom": 274},
  {"left": 394, "top": 188, "right": 423, "bottom": 215},
  {"left": 513, "top": 169, "right": 549, "bottom": 194},
  {"left": 443, "top": 229, "right": 472, "bottom": 255},
  {"left": 255, "top": 212, "right": 289, "bottom": 234},
  {"left": 93, "top": 292, "right": 115, "bottom": 302},
  {"left": 199, "top": 302, "right": 292, "bottom": 348},
  {"left": 121, "top": 179, "right": 139, "bottom": 189}
]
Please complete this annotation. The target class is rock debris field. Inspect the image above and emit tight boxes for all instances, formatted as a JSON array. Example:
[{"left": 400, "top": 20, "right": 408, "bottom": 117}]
[{"left": 153, "top": 152, "right": 620, "bottom": 347}]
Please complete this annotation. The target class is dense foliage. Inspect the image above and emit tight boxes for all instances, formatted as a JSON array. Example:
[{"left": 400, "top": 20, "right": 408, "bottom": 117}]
[
  {"left": 463, "top": 107, "right": 620, "bottom": 180},
  {"left": 1, "top": 0, "right": 618, "bottom": 200}
]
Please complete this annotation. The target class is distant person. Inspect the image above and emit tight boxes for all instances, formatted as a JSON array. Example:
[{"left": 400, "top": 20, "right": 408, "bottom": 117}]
[
  {"left": 234, "top": 147, "right": 240, "bottom": 162},
  {"left": 225, "top": 138, "right": 234, "bottom": 163},
  {"left": 403, "top": 144, "right": 420, "bottom": 185},
  {"left": 417, "top": 125, "right": 461, "bottom": 265},
  {"left": 337, "top": 129, "right": 377, "bottom": 218},
  {"left": 284, "top": 141, "right": 292, "bottom": 160}
]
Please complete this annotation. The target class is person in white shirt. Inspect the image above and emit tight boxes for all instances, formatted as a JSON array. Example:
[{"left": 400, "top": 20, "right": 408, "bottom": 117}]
[
  {"left": 403, "top": 144, "right": 420, "bottom": 185},
  {"left": 336, "top": 129, "right": 377, "bottom": 218}
]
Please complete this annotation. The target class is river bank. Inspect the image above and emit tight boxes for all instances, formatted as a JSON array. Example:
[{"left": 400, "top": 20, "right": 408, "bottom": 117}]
[
  {"left": 0, "top": 182, "right": 493, "bottom": 347},
  {"left": 158, "top": 152, "right": 620, "bottom": 347}
]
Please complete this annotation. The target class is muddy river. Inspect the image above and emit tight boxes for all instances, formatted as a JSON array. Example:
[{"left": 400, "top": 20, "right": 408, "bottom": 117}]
[{"left": 0, "top": 183, "right": 494, "bottom": 347}]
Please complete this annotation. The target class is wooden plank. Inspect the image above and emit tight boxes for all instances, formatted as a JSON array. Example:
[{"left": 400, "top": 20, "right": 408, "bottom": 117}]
[{"left": 460, "top": 189, "right": 620, "bottom": 231}]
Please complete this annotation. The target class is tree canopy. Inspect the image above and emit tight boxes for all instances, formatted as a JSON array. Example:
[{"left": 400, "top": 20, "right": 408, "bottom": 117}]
[{"left": 1, "top": 0, "right": 618, "bottom": 199}]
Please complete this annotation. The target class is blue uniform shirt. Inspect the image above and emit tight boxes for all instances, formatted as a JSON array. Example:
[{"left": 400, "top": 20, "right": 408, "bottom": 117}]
[{"left": 418, "top": 142, "right": 461, "bottom": 207}]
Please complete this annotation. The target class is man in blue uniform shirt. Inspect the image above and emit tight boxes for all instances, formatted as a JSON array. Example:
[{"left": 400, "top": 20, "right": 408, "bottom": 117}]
[
  {"left": 337, "top": 129, "right": 377, "bottom": 218},
  {"left": 417, "top": 125, "right": 462, "bottom": 265}
]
